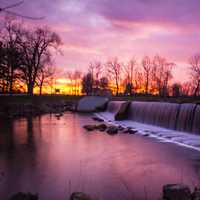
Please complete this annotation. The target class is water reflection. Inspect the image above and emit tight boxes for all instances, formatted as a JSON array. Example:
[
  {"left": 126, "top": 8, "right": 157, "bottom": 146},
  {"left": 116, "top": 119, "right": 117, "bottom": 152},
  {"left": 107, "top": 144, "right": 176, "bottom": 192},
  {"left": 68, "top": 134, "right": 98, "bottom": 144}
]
[{"left": 0, "top": 113, "right": 200, "bottom": 200}]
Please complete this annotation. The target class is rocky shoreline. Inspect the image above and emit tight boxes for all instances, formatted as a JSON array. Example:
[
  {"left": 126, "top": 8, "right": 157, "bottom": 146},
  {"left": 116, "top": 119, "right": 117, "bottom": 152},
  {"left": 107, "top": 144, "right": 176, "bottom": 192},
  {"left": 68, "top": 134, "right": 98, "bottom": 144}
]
[{"left": 0, "top": 101, "right": 77, "bottom": 119}]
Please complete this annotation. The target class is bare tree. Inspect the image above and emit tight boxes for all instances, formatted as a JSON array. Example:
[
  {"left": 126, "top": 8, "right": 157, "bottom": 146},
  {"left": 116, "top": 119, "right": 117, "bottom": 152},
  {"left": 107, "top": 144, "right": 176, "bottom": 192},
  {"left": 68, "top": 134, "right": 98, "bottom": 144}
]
[
  {"left": 172, "top": 83, "right": 182, "bottom": 97},
  {"left": 152, "top": 55, "right": 174, "bottom": 96},
  {"left": 189, "top": 54, "right": 200, "bottom": 96},
  {"left": 123, "top": 58, "right": 137, "bottom": 95},
  {"left": 1, "top": 18, "right": 22, "bottom": 93},
  {"left": 107, "top": 58, "right": 122, "bottom": 96},
  {"left": 99, "top": 77, "right": 109, "bottom": 90},
  {"left": 123, "top": 58, "right": 136, "bottom": 85},
  {"left": 17, "top": 26, "right": 61, "bottom": 95},
  {"left": 81, "top": 73, "right": 93, "bottom": 95},
  {"left": 181, "top": 82, "right": 193, "bottom": 96},
  {"left": 88, "top": 61, "right": 102, "bottom": 91},
  {"left": 36, "top": 65, "right": 55, "bottom": 95},
  {"left": 134, "top": 67, "right": 144, "bottom": 93},
  {"left": 66, "top": 71, "right": 74, "bottom": 95},
  {"left": 73, "top": 70, "right": 82, "bottom": 95},
  {"left": 142, "top": 56, "right": 152, "bottom": 94}
]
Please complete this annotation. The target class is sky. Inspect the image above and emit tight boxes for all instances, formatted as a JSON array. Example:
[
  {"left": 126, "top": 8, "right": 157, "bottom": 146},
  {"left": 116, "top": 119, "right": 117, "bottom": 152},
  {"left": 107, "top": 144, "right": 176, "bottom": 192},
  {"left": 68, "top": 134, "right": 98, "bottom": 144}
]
[{"left": 1, "top": 0, "right": 200, "bottom": 82}]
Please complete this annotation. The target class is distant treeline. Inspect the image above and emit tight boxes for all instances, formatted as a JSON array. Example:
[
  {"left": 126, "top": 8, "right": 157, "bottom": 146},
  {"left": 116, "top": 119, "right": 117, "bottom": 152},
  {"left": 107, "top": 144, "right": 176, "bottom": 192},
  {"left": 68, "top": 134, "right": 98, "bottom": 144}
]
[{"left": 1, "top": 17, "right": 200, "bottom": 97}]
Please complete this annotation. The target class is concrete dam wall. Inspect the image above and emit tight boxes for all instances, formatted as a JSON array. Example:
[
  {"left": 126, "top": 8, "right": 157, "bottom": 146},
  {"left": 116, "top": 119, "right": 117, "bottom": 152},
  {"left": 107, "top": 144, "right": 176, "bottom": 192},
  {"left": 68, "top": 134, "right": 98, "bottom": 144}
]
[{"left": 106, "top": 101, "right": 200, "bottom": 134}]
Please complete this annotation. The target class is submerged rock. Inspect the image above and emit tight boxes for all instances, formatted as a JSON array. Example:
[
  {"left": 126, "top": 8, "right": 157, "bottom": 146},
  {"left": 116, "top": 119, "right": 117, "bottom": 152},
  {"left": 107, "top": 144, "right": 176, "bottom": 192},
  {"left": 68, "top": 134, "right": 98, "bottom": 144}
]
[
  {"left": 128, "top": 129, "right": 138, "bottom": 134},
  {"left": 70, "top": 192, "right": 94, "bottom": 200},
  {"left": 118, "top": 126, "right": 125, "bottom": 131},
  {"left": 92, "top": 117, "right": 104, "bottom": 122},
  {"left": 163, "top": 184, "right": 191, "bottom": 200},
  {"left": 122, "top": 128, "right": 137, "bottom": 134},
  {"left": 96, "top": 124, "right": 107, "bottom": 131},
  {"left": 107, "top": 126, "right": 118, "bottom": 135},
  {"left": 83, "top": 125, "right": 96, "bottom": 131},
  {"left": 9, "top": 192, "right": 38, "bottom": 200}
]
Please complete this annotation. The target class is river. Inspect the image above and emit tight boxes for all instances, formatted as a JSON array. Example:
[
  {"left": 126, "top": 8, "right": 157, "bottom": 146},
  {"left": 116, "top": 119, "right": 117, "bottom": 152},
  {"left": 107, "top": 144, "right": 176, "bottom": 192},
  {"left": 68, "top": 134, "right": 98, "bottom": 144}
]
[{"left": 0, "top": 112, "right": 200, "bottom": 200}]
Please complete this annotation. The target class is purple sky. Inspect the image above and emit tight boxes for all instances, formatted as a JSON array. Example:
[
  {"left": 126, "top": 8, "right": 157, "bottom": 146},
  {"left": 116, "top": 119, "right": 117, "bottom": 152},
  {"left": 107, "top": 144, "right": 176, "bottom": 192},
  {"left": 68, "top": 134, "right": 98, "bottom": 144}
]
[{"left": 1, "top": 0, "right": 200, "bottom": 81}]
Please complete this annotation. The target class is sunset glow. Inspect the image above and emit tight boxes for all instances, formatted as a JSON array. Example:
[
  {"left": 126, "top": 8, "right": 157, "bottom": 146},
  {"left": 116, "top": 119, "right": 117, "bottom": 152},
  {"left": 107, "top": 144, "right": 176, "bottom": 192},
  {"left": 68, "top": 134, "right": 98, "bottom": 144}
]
[{"left": 1, "top": 0, "right": 199, "bottom": 83}]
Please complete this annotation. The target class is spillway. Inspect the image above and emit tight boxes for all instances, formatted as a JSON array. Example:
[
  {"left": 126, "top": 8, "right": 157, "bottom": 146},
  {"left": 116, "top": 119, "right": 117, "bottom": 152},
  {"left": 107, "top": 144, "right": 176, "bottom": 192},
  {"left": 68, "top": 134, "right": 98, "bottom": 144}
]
[{"left": 105, "top": 101, "right": 200, "bottom": 134}]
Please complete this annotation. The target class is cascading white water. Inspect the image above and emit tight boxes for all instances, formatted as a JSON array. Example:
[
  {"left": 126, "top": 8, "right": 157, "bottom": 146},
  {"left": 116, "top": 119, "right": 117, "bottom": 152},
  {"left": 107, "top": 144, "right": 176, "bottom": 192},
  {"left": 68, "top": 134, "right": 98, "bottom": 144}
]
[
  {"left": 176, "top": 103, "right": 197, "bottom": 133},
  {"left": 105, "top": 101, "right": 200, "bottom": 134},
  {"left": 192, "top": 104, "right": 200, "bottom": 134},
  {"left": 128, "top": 101, "right": 180, "bottom": 129}
]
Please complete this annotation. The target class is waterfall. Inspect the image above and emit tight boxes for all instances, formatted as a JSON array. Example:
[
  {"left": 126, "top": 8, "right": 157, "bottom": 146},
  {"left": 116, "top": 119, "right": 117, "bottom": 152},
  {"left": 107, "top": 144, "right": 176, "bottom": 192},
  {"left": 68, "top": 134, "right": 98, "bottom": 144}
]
[
  {"left": 192, "top": 104, "right": 200, "bottom": 134},
  {"left": 106, "top": 101, "right": 200, "bottom": 134},
  {"left": 176, "top": 103, "right": 197, "bottom": 133},
  {"left": 127, "top": 102, "right": 180, "bottom": 129}
]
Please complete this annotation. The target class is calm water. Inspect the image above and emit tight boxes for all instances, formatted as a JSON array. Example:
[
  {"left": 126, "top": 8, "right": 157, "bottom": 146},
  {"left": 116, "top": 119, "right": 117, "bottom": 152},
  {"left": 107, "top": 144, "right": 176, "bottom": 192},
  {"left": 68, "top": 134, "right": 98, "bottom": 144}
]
[{"left": 0, "top": 113, "right": 200, "bottom": 200}]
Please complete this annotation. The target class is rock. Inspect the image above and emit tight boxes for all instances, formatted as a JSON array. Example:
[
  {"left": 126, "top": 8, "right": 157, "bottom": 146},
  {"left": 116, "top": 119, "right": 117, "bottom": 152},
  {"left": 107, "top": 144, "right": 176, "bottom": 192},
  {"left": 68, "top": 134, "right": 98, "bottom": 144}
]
[
  {"left": 77, "top": 96, "right": 109, "bottom": 112},
  {"left": 163, "top": 184, "right": 191, "bottom": 200},
  {"left": 9, "top": 192, "right": 38, "bottom": 200},
  {"left": 115, "top": 101, "right": 131, "bottom": 121},
  {"left": 107, "top": 126, "right": 118, "bottom": 135},
  {"left": 83, "top": 125, "right": 96, "bottom": 131},
  {"left": 191, "top": 187, "right": 200, "bottom": 200},
  {"left": 96, "top": 124, "right": 107, "bottom": 131},
  {"left": 118, "top": 126, "right": 125, "bottom": 131},
  {"left": 128, "top": 129, "right": 138, "bottom": 134},
  {"left": 70, "top": 192, "right": 94, "bottom": 200},
  {"left": 92, "top": 117, "right": 104, "bottom": 122},
  {"left": 122, "top": 128, "right": 137, "bottom": 134}
]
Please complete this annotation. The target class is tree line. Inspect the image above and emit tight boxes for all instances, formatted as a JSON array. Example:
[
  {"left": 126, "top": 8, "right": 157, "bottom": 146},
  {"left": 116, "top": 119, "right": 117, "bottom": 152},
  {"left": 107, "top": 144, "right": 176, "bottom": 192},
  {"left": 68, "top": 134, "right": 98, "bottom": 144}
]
[
  {"left": 0, "top": 18, "right": 61, "bottom": 95},
  {"left": 0, "top": 18, "right": 200, "bottom": 97},
  {"left": 81, "top": 55, "right": 200, "bottom": 97}
]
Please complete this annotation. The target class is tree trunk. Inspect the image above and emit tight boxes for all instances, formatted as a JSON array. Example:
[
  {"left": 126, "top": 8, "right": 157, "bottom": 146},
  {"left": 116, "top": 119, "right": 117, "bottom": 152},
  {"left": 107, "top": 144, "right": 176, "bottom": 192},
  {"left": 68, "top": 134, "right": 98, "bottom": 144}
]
[
  {"left": 39, "top": 79, "right": 44, "bottom": 96},
  {"left": 194, "top": 80, "right": 200, "bottom": 97},
  {"left": 27, "top": 81, "right": 34, "bottom": 96},
  {"left": 39, "top": 85, "right": 42, "bottom": 96},
  {"left": 9, "top": 68, "right": 14, "bottom": 94},
  {"left": 116, "top": 82, "right": 119, "bottom": 96}
]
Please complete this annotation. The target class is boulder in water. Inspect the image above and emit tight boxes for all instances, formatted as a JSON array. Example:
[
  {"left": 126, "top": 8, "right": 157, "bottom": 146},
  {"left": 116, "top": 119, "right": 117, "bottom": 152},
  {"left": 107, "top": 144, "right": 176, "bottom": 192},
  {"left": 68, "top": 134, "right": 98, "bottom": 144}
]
[
  {"left": 70, "top": 192, "right": 94, "bottom": 200},
  {"left": 107, "top": 126, "right": 118, "bottom": 135},
  {"left": 83, "top": 125, "right": 96, "bottom": 131},
  {"left": 96, "top": 124, "right": 107, "bottom": 131},
  {"left": 118, "top": 126, "right": 125, "bottom": 131},
  {"left": 77, "top": 96, "right": 109, "bottom": 112},
  {"left": 9, "top": 192, "right": 38, "bottom": 200},
  {"left": 163, "top": 184, "right": 191, "bottom": 200},
  {"left": 123, "top": 128, "right": 137, "bottom": 134}
]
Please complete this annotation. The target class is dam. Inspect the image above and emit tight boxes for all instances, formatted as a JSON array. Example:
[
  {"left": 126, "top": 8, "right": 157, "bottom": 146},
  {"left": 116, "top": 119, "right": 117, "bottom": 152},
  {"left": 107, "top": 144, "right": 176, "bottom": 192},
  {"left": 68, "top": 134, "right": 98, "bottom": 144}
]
[{"left": 97, "top": 100, "right": 200, "bottom": 150}]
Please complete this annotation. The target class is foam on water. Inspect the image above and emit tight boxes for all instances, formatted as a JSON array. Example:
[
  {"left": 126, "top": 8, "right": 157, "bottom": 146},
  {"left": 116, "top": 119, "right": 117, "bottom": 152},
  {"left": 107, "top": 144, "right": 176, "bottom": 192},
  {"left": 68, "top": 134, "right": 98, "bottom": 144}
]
[{"left": 95, "top": 110, "right": 200, "bottom": 153}]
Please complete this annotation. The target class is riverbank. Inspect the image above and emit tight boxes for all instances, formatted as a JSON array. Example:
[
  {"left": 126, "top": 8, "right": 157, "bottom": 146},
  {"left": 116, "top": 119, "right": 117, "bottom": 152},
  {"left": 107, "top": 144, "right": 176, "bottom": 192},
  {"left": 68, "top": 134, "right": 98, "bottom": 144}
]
[
  {"left": 0, "top": 94, "right": 200, "bottom": 118},
  {"left": 0, "top": 95, "right": 81, "bottom": 118}
]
